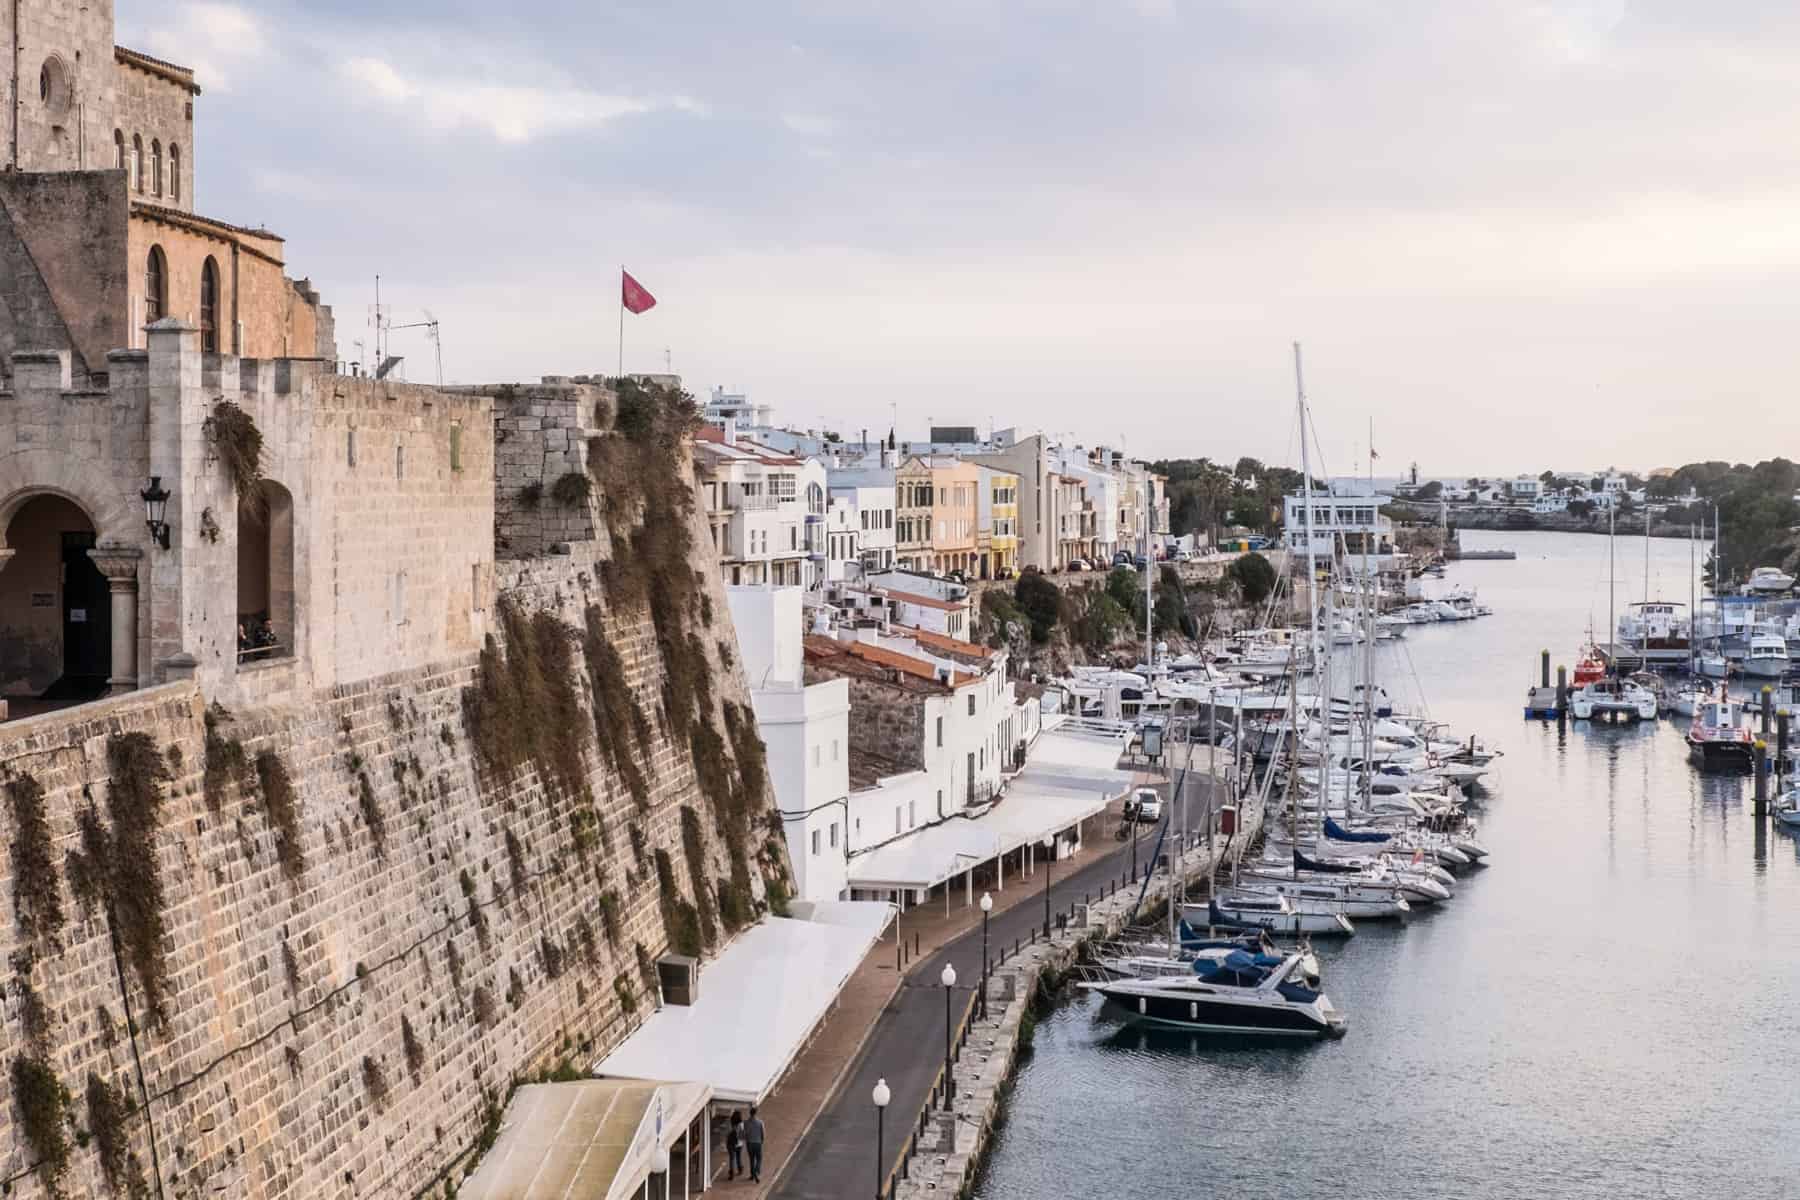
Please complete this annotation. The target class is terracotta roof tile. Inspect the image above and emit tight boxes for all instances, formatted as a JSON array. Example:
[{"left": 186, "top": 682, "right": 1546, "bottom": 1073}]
[
  {"left": 879, "top": 588, "right": 965, "bottom": 613},
  {"left": 895, "top": 625, "right": 994, "bottom": 660},
  {"left": 115, "top": 46, "right": 202, "bottom": 95}
]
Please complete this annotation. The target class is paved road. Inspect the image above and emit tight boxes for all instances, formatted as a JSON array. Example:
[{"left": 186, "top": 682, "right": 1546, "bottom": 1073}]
[{"left": 771, "top": 776, "right": 1220, "bottom": 1200}]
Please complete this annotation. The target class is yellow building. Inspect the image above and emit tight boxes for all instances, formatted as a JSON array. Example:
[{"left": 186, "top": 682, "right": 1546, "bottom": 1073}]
[{"left": 977, "top": 465, "right": 1019, "bottom": 579}]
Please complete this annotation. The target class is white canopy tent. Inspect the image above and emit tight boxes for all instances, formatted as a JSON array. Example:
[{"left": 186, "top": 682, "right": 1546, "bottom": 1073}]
[{"left": 594, "top": 901, "right": 891, "bottom": 1106}]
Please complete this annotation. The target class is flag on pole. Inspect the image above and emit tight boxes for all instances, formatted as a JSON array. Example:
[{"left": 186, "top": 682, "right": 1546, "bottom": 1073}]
[{"left": 622, "top": 269, "right": 657, "bottom": 315}]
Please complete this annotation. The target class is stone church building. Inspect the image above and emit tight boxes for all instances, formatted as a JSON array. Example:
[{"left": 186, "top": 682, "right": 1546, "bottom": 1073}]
[
  {"left": 0, "top": 0, "right": 335, "bottom": 387},
  {"left": 0, "top": 3, "right": 488, "bottom": 711}
]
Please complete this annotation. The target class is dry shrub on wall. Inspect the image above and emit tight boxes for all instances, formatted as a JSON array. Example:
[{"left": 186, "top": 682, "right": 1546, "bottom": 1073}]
[
  {"left": 551, "top": 471, "right": 593, "bottom": 507},
  {"left": 6, "top": 772, "right": 65, "bottom": 950},
  {"left": 203, "top": 399, "right": 264, "bottom": 502},
  {"left": 463, "top": 600, "right": 589, "bottom": 802}
]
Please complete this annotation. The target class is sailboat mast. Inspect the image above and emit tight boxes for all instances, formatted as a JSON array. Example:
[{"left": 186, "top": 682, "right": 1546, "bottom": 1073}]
[
  {"left": 1689, "top": 521, "right": 1696, "bottom": 677},
  {"left": 1609, "top": 503, "right": 1617, "bottom": 678},
  {"left": 1294, "top": 342, "right": 1326, "bottom": 846}
]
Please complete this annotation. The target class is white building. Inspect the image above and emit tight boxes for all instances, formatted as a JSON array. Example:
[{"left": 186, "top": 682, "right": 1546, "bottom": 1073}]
[
  {"left": 702, "top": 386, "right": 773, "bottom": 429},
  {"left": 725, "top": 586, "right": 851, "bottom": 904},
  {"left": 1282, "top": 483, "right": 1398, "bottom": 565},
  {"left": 826, "top": 470, "right": 897, "bottom": 579},
  {"left": 694, "top": 425, "right": 828, "bottom": 588},
  {"left": 1508, "top": 477, "right": 1544, "bottom": 501},
  {"left": 822, "top": 493, "right": 862, "bottom": 586},
  {"left": 860, "top": 570, "right": 974, "bottom": 640}
]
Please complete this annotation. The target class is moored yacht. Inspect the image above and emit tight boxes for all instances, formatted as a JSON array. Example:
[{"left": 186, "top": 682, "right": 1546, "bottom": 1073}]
[
  {"left": 1686, "top": 698, "right": 1756, "bottom": 768},
  {"left": 1746, "top": 566, "right": 1796, "bottom": 595},
  {"left": 1568, "top": 677, "right": 1658, "bottom": 721},
  {"left": 1742, "top": 633, "right": 1789, "bottom": 680},
  {"left": 1078, "top": 950, "right": 1348, "bottom": 1039}
]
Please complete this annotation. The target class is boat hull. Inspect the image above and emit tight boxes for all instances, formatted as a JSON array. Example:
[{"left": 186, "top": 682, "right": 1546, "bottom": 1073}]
[{"left": 1086, "top": 984, "right": 1345, "bottom": 1039}]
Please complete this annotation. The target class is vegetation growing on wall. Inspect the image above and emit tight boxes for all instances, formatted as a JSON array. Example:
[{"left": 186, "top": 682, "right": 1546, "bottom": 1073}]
[
  {"left": 12, "top": 1053, "right": 70, "bottom": 1194},
  {"left": 204, "top": 399, "right": 265, "bottom": 501},
  {"left": 103, "top": 734, "right": 174, "bottom": 1029},
  {"left": 356, "top": 770, "right": 387, "bottom": 858},
  {"left": 598, "top": 890, "right": 623, "bottom": 944},
  {"left": 203, "top": 703, "right": 249, "bottom": 812},
  {"left": 678, "top": 807, "right": 719, "bottom": 948},
  {"left": 581, "top": 608, "right": 652, "bottom": 808},
  {"left": 464, "top": 599, "right": 588, "bottom": 801},
  {"left": 550, "top": 471, "right": 593, "bottom": 507},
  {"left": 6, "top": 772, "right": 64, "bottom": 950},
  {"left": 255, "top": 750, "right": 306, "bottom": 882},
  {"left": 402, "top": 1015, "right": 425, "bottom": 1083},
  {"left": 86, "top": 1071, "right": 148, "bottom": 1198},
  {"left": 654, "top": 849, "right": 704, "bottom": 957}
]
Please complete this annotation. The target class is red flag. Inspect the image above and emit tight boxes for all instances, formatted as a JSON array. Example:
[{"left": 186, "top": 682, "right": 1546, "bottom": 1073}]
[{"left": 622, "top": 269, "right": 657, "bottom": 315}]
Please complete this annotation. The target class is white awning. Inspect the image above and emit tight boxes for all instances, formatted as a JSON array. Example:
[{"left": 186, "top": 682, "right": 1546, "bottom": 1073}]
[
  {"left": 593, "top": 901, "right": 892, "bottom": 1105},
  {"left": 458, "top": 1079, "right": 711, "bottom": 1200},
  {"left": 846, "top": 724, "right": 1133, "bottom": 891}
]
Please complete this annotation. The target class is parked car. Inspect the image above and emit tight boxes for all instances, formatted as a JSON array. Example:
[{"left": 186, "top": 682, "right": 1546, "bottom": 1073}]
[
  {"left": 1133, "top": 555, "right": 1149, "bottom": 570},
  {"left": 1113, "top": 550, "right": 1133, "bottom": 567},
  {"left": 1127, "top": 787, "right": 1163, "bottom": 824},
  {"left": 994, "top": 566, "right": 1015, "bottom": 580},
  {"left": 1067, "top": 559, "right": 1089, "bottom": 572},
  {"left": 946, "top": 569, "right": 967, "bottom": 584},
  {"left": 1174, "top": 549, "right": 1196, "bottom": 562}
]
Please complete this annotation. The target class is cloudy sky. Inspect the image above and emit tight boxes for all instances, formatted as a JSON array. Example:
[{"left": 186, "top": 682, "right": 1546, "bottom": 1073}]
[{"left": 119, "top": 0, "right": 1800, "bottom": 476}]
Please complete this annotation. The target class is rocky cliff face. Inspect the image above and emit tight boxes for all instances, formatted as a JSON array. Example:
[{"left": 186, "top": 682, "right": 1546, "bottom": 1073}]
[{"left": 0, "top": 397, "right": 788, "bottom": 1199}]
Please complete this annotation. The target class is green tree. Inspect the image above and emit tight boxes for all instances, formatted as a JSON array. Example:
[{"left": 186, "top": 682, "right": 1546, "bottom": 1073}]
[
  {"left": 1227, "top": 552, "right": 1276, "bottom": 605},
  {"left": 1013, "top": 570, "right": 1062, "bottom": 643}
]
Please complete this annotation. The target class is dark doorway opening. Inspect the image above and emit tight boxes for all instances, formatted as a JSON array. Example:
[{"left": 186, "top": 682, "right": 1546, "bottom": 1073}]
[{"left": 48, "top": 529, "right": 110, "bottom": 699}]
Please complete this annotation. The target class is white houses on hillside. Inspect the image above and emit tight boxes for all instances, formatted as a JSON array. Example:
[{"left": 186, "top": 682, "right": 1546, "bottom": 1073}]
[{"left": 693, "top": 425, "right": 827, "bottom": 588}]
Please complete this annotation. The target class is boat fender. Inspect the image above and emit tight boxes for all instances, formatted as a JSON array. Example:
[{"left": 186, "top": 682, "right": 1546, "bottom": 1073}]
[
  {"left": 1190, "top": 1002, "right": 1198, "bottom": 1020},
  {"left": 1138, "top": 997, "right": 1147, "bottom": 1015}
]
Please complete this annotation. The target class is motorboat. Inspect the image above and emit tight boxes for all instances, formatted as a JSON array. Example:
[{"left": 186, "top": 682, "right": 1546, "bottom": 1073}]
[
  {"left": 1746, "top": 566, "right": 1796, "bottom": 595},
  {"left": 1697, "top": 652, "right": 1729, "bottom": 680},
  {"left": 1226, "top": 879, "right": 1409, "bottom": 920},
  {"left": 1572, "top": 644, "right": 1608, "bottom": 687},
  {"left": 1742, "top": 634, "right": 1789, "bottom": 680},
  {"left": 1078, "top": 950, "right": 1348, "bottom": 1039},
  {"left": 1686, "top": 698, "right": 1756, "bottom": 768},
  {"left": 1616, "top": 601, "right": 1691, "bottom": 653},
  {"left": 1197, "top": 895, "right": 1355, "bottom": 937},
  {"left": 1775, "top": 786, "right": 1800, "bottom": 830},
  {"left": 1568, "top": 678, "right": 1657, "bottom": 721},
  {"left": 1668, "top": 677, "right": 1715, "bottom": 719}
]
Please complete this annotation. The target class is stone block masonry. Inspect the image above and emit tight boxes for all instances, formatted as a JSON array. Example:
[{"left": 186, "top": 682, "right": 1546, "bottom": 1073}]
[{"left": 0, "top": 416, "right": 792, "bottom": 1198}]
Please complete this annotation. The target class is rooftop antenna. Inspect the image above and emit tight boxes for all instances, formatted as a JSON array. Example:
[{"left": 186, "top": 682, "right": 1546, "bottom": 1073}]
[
  {"left": 664, "top": 346, "right": 673, "bottom": 373},
  {"left": 389, "top": 311, "right": 443, "bottom": 387}
]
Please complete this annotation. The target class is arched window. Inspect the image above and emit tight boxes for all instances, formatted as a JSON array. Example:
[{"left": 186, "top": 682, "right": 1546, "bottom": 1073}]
[
  {"left": 144, "top": 245, "right": 166, "bottom": 325},
  {"left": 131, "top": 135, "right": 143, "bottom": 193},
  {"left": 38, "top": 57, "right": 70, "bottom": 116},
  {"left": 150, "top": 140, "right": 162, "bottom": 197},
  {"left": 169, "top": 145, "right": 180, "bottom": 202},
  {"left": 113, "top": 129, "right": 125, "bottom": 170},
  {"left": 199, "top": 257, "right": 219, "bottom": 353}
]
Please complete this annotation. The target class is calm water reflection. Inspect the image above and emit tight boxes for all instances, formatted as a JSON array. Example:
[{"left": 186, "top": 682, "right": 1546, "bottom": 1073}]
[{"left": 976, "top": 530, "right": 1800, "bottom": 1199}]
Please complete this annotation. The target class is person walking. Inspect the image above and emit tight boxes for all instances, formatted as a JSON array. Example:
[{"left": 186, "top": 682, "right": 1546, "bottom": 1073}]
[
  {"left": 726, "top": 1110, "right": 744, "bottom": 1180},
  {"left": 745, "top": 1106, "right": 766, "bottom": 1182}
]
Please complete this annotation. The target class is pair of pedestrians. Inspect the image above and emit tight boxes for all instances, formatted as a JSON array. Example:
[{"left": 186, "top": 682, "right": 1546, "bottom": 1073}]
[{"left": 726, "top": 1107, "right": 765, "bottom": 1183}]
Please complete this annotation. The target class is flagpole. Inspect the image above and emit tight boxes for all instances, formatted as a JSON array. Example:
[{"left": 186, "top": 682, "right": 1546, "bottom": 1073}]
[{"left": 617, "top": 264, "right": 625, "bottom": 379}]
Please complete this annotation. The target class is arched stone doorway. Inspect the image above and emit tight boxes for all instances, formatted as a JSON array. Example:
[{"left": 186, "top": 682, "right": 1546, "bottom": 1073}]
[
  {"left": 237, "top": 480, "right": 296, "bottom": 662},
  {"left": 0, "top": 494, "right": 108, "bottom": 698}
]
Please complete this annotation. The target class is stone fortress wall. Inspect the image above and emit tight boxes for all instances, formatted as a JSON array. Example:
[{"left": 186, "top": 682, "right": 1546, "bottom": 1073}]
[{"left": 0, "top": 380, "right": 789, "bottom": 1199}]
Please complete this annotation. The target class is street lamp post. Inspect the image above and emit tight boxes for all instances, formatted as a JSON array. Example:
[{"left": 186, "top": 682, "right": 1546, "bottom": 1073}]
[
  {"left": 1041, "top": 834, "right": 1056, "bottom": 939},
  {"left": 978, "top": 892, "right": 993, "bottom": 1021},
  {"left": 940, "top": 962, "right": 958, "bottom": 1108},
  {"left": 648, "top": 1144, "right": 670, "bottom": 1200},
  {"left": 871, "top": 1078, "right": 891, "bottom": 1200}
]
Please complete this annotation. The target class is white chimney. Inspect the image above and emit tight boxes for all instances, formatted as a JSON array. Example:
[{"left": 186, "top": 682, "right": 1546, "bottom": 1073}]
[{"left": 723, "top": 417, "right": 738, "bottom": 448}]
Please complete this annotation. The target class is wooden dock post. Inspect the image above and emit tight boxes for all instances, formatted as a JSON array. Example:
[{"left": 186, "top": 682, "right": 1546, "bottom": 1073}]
[
  {"left": 1754, "top": 741, "right": 1769, "bottom": 816},
  {"left": 1540, "top": 650, "right": 1550, "bottom": 690},
  {"left": 1762, "top": 687, "right": 1774, "bottom": 741},
  {"left": 1779, "top": 712, "right": 1790, "bottom": 784},
  {"left": 1556, "top": 666, "right": 1568, "bottom": 721}
]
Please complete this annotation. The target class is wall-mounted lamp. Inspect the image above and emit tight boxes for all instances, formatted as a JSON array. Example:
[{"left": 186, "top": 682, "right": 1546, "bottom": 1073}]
[{"left": 141, "top": 476, "right": 171, "bottom": 549}]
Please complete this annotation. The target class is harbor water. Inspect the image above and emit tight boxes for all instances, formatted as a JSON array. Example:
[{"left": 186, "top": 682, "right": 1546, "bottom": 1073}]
[{"left": 974, "top": 529, "right": 1800, "bottom": 1199}]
